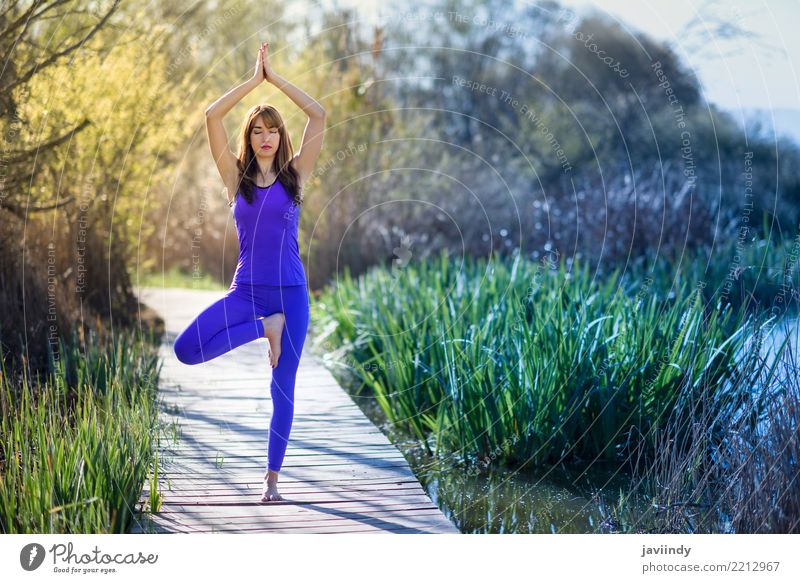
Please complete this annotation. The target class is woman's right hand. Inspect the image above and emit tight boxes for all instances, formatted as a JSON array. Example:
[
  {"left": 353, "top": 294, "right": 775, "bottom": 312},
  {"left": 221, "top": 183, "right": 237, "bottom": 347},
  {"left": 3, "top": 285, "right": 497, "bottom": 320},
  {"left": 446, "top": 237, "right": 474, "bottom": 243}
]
[{"left": 252, "top": 42, "right": 267, "bottom": 83}]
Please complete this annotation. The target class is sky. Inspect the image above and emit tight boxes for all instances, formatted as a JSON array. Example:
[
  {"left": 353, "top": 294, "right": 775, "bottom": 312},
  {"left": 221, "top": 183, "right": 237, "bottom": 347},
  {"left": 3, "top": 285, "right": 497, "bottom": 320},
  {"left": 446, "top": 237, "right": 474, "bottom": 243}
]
[
  {"left": 319, "top": 0, "right": 799, "bottom": 110},
  {"left": 554, "top": 0, "right": 800, "bottom": 112}
]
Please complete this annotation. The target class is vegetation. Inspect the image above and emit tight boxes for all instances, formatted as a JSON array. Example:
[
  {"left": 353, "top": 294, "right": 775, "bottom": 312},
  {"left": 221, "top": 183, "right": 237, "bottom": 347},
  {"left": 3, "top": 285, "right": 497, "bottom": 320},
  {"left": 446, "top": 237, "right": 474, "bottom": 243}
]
[
  {"left": 310, "top": 238, "right": 799, "bottom": 532},
  {"left": 2, "top": 0, "right": 798, "bottom": 534},
  {"left": 611, "top": 323, "right": 799, "bottom": 533},
  {"left": 0, "top": 327, "right": 164, "bottom": 533},
  {"left": 138, "top": 266, "right": 227, "bottom": 291}
]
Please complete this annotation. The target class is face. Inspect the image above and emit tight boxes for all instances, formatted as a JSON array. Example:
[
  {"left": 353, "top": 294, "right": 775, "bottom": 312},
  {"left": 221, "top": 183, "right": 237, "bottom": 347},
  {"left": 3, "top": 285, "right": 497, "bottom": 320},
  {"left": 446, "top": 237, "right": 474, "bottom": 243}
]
[{"left": 251, "top": 119, "right": 280, "bottom": 157}]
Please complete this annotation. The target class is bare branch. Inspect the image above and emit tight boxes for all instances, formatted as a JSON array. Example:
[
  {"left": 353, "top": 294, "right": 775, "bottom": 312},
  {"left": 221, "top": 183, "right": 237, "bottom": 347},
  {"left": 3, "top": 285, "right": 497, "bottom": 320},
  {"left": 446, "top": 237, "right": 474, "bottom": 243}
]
[
  {"left": 0, "top": 0, "right": 71, "bottom": 43},
  {"left": 1, "top": 196, "right": 76, "bottom": 216},
  {"left": 3, "top": 0, "right": 122, "bottom": 94},
  {"left": 675, "top": 0, "right": 781, "bottom": 60},
  {"left": 3, "top": 118, "right": 91, "bottom": 165},
  {"left": 0, "top": 1, "right": 23, "bottom": 23}
]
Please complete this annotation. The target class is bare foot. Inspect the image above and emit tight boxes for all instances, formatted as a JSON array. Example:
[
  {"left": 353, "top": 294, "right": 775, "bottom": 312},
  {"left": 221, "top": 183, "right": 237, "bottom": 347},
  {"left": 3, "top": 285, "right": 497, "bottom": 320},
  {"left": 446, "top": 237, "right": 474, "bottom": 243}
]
[
  {"left": 261, "top": 313, "right": 285, "bottom": 368},
  {"left": 260, "top": 469, "right": 283, "bottom": 502}
]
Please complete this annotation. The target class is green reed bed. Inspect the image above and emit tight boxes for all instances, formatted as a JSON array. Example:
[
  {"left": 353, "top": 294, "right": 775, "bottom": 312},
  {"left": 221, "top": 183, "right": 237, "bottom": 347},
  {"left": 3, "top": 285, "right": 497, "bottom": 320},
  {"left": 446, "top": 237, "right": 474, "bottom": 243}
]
[
  {"left": 0, "top": 327, "right": 162, "bottom": 533},
  {"left": 311, "top": 249, "right": 773, "bottom": 472},
  {"left": 631, "top": 222, "right": 800, "bottom": 319}
]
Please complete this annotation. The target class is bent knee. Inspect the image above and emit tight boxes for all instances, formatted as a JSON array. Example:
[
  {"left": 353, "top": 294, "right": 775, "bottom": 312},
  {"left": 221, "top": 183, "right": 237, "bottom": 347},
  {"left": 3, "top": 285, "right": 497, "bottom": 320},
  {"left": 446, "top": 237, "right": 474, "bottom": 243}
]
[{"left": 173, "top": 337, "right": 200, "bottom": 365}]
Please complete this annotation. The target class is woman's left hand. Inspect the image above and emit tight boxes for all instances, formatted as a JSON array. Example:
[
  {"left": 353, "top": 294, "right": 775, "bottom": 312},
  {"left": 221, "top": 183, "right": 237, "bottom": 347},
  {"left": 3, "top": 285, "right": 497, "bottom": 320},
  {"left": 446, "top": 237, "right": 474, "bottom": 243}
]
[{"left": 262, "top": 41, "right": 275, "bottom": 83}]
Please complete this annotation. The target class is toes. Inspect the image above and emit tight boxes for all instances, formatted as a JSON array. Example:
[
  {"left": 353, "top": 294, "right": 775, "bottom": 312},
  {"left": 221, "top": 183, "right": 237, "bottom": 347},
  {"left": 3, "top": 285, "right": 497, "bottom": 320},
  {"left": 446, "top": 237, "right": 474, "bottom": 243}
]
[
  {"left": 268, "top": 348, "right": 277, "bottom": 368},
  {"left": 260, "top": 490, "right": 282, "bottom": 501}
]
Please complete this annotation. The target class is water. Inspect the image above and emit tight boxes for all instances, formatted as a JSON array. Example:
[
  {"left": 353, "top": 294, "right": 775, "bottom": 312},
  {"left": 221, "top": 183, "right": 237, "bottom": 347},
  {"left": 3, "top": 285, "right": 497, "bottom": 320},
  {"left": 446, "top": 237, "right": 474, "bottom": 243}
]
[
  {"left": 352, "top": 394, "right": 649, "bottom": 534},
  {"left": 761, "top": 315, "right": 800, "bottom": 369},
  {"left": 405, "top": 447, "right": 650, "bottom": 534}
]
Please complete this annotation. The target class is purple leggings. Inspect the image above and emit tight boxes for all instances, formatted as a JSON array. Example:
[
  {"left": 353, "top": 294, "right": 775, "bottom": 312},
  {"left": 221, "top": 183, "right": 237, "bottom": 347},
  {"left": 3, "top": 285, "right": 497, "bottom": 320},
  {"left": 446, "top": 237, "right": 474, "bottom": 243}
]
[{"left": 172, "top": 283, "right": 310, "bottom": 473}]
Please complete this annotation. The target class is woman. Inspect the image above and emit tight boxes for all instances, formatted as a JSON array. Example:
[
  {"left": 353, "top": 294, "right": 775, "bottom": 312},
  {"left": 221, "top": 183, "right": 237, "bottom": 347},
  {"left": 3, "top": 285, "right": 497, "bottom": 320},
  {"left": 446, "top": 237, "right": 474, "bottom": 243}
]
[{"left": 173, "top": 41, "right": 325, "bottom": 503}]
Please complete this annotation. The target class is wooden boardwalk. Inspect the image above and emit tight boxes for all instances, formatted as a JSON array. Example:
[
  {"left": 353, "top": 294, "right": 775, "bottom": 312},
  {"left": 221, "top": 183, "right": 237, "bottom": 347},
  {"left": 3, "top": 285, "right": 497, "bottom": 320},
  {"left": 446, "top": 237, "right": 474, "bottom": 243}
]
[{"left": 130, "top": 287, "right": 459, "bottom": 534}]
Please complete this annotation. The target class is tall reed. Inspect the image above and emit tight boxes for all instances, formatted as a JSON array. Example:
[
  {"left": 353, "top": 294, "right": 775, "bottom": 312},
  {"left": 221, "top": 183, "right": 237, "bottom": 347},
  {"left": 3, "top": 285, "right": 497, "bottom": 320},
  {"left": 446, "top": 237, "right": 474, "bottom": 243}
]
[
  {"left": 311, "top": 249, "right": 771, "bottom": 472},
  {"left": 610, "top": 314, "right": 799, "bottom": 533},
  {"left": 0, "top": 327, "right": 162, "bottom": 533}
]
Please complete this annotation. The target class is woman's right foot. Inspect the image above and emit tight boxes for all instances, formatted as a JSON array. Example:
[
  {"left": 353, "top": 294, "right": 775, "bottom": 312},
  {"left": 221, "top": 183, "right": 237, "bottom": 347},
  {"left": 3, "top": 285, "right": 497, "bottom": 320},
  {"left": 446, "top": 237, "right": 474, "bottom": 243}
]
[
  {"left": 260, "top": 470, "right": 283, "bottom": 502},
  {"left": 261, "top": 313, "right": 285, "bottom": 368}
]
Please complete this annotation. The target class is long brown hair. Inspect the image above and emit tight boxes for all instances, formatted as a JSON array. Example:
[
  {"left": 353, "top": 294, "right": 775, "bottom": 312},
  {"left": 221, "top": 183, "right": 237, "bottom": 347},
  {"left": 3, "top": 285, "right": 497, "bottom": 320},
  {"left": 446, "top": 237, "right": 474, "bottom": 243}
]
[{"left": 235, "top": 104, "right": 303, "bottom": 206}]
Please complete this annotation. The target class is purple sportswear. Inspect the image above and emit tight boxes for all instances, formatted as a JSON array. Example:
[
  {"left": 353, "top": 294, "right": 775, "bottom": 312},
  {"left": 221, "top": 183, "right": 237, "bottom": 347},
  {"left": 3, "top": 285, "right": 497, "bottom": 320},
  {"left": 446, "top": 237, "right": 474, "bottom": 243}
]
[{"left": 173, "top": 177, "right": 310, "bottom": 473}]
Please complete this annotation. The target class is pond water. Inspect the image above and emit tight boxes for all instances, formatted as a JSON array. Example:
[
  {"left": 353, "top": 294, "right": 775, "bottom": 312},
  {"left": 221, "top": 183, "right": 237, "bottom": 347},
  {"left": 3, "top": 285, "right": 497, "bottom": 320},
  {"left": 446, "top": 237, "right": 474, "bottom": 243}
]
[
  {"left": 403, "top": 444, "right": 650, "bottom": 534},
  {"left": 352, "top": 397, "right": 649, "bottom": 534},
  {"left": 761, "top": 315, "right": 800, "bottom": 367}
]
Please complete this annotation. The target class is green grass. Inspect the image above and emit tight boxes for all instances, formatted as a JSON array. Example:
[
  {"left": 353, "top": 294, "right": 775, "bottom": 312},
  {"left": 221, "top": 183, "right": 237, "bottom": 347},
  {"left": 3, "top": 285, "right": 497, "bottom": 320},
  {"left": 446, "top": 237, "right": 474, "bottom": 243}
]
[
  {"left": 310, "top": 245, "right": 784, "bottom": 471},
  {"left": 0, "top": 326, "right": 165, "bottom": 533},
  {"left": 137, "top": 265, "right": 226, "bottom": 291}
]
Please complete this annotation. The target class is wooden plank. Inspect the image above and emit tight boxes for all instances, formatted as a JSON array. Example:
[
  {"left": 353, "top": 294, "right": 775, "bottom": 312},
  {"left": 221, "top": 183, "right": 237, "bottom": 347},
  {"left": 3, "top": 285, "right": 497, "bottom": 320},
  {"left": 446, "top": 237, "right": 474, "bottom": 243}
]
[
  {"left": 144, "top": 467, "right": 415, "bottom": 481},
  {"left": 136, "top": 510, "right": 453, "bottom": 533},
  {"left": 133, "top": 287, "right": 459, "bottom": 534},
  {"left": 156, "top": 448, "right": 409, "bottom": 459},
  {"left": 130, "top": 518, "right": 455, "bottom": 534},
  {"left": 145, "top": 477, "right": 425, "bottom": 488},
  {"left": 141, "top": 484, "right": 428, "bottom": 499},
  {"left": 155, "top": 493, "right": 439, "bottom": 507},
  {"left": 157, "top": 447, "right": 403, "bottom": 457},
  {"left": 138, "top": 500, "right": 443, "bottom": 519},
  {"left": 133, "top": 508, "right": 459, "bottom": 534},
  {"left": 144, "top": 477, "right": 423, "bottom": 488}
]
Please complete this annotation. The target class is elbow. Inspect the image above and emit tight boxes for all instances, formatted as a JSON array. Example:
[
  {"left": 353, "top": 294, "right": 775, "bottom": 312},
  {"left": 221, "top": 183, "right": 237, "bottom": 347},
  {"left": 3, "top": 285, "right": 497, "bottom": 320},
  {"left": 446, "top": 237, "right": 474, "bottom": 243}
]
[{"left": 205, "top": 106, "right": 220, "bottom": 120}]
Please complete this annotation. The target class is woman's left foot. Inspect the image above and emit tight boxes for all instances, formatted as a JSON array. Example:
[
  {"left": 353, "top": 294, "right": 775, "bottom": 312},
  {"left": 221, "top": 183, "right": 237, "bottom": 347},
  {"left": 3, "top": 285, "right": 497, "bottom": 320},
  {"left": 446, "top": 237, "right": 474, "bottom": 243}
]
[
  {"left": 261, "top": 313, "right": 285, "bottom": 368},
  {"left": 260, "top": 470, "right": 283, "bottom": 502}
]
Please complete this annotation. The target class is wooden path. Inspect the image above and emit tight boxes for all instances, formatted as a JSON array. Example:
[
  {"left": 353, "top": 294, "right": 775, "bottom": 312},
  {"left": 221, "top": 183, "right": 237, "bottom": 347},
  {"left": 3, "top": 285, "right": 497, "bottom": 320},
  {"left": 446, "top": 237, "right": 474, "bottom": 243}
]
[{"left": 130, "top": 287, "right": 459, "bottom": 534}]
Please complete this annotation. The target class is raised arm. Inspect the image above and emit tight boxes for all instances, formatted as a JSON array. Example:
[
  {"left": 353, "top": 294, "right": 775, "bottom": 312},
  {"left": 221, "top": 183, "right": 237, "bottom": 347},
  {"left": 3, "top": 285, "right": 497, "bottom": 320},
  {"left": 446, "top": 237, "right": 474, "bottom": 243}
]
[
  {"left": 205, "top": 43, "right": 269, "bottom": 204},
  {"left": 262, "top": 42, "right": 326, "bottom": 187}
]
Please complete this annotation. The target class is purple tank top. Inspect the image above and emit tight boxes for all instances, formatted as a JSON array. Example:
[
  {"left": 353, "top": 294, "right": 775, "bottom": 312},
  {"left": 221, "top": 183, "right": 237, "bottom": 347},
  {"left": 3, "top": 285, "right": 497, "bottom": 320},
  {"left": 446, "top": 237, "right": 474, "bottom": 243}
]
[{"left": 230, "top": 179, "right": 306, "bottom": 286}]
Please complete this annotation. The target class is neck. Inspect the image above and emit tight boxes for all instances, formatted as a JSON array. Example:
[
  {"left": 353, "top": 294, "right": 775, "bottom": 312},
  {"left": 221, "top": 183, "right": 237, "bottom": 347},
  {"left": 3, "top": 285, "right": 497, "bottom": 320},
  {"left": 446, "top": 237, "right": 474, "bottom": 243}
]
[{"left": 255, "top": 158, "right": 274, "bottom": 178}]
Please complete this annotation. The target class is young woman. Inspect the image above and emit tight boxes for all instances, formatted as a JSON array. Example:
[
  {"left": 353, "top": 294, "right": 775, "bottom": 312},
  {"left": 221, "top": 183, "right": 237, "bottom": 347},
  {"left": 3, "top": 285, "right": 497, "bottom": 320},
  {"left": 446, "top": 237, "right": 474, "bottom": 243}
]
[{"left": 173, "top": 41, "right": 325, "bottom": 503}]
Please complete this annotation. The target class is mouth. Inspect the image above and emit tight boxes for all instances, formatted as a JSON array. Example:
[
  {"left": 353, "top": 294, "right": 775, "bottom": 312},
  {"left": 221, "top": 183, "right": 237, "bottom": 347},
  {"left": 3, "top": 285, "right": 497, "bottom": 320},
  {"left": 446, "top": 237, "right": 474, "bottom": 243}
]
[{"left": 261, "top": 145, "right": 272, "bottom": 150}]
